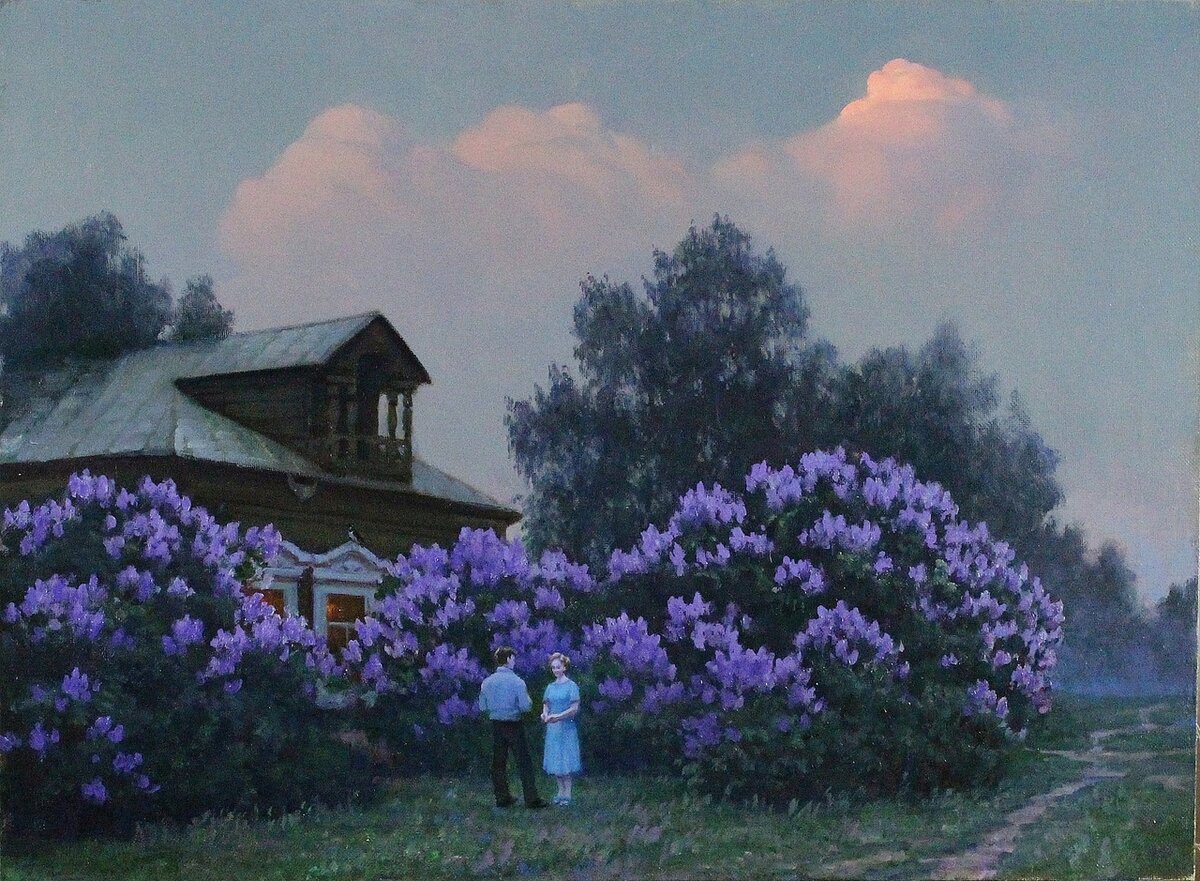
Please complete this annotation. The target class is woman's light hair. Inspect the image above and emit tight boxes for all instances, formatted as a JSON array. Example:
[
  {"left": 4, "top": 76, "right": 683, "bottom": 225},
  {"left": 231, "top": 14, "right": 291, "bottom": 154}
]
[{"left": 547, "top": 651, "right": 571, "bottom": 670}]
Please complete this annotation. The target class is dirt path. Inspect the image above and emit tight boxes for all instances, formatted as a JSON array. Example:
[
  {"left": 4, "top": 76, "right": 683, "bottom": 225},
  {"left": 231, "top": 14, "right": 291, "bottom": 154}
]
[{"left": 920, "top": 702, "right": 1182, "bottom": 881}]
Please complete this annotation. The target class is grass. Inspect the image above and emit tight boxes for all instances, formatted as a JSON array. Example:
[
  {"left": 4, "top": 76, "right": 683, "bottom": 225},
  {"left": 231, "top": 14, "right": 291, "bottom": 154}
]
[
  {"left": 999, "top": 753, "right": 1195, "bottom": 880},
  {"left": 1102, "top": 725, "right": 1194, "bottom": 753},
  {"left": 1, "top": 695, "right": 1193, "bottom": 881},
  {"left": 1025, "top": 692, "right": 1176, "bottom": 751},
  {"left": 0, "top": 756, "right": 1082, "bottom": 881},
  {"left": 999, "top": 695, "right": 1196, "bottom": 881}
]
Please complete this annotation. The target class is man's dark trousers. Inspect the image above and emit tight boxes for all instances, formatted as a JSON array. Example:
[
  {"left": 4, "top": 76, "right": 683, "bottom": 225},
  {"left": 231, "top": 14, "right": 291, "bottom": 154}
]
[{"left": 491, "top": 720, "right": 540, "bottom": 806}]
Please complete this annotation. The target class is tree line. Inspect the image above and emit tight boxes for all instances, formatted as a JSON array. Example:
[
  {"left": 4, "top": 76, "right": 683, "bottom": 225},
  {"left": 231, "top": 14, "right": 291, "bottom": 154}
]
[{"left": 0, "top": 212, "right": 232, "bottom": 370}]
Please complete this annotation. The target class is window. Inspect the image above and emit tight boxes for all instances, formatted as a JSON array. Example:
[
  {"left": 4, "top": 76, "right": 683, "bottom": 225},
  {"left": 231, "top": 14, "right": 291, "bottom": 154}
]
[
  {"left": 324, "top": 593, "right": 366, "bottom": 652},
  {"left": 257, "top": 588, "right": 290, "bottom": 617},
  {"left": 242, "top": 582, "right": 293, "bottom": 617}
]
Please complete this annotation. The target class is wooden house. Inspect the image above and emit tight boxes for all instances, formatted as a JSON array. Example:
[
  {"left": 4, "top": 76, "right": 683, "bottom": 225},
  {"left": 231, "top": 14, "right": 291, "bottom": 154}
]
[{"left": 0, "top": 312, "right": 519, "bottom": 637}]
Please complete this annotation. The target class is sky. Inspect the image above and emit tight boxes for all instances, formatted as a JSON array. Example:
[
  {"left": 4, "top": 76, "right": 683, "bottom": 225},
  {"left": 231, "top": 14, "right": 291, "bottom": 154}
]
[{"left": 0, "top": 1, "right": 1196, "bottom": 603}]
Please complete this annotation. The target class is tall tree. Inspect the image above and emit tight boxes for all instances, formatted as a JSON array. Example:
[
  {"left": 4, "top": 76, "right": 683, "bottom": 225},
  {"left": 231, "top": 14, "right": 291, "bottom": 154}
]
[
  {"left": 169, "top": 275, "right": 234, "bottom": 342},
  {"left": 0, "top": 213, "right": 172, "bottom": 368},
  {"left": 1152, "top": 576, "right": 1197, "bottom": 686},
  {"left": 0, "top": 213, "right": 235, "bottom": 368},
  {"left": 824, "top": 324, "right": 1062, "bottom": 551},
  {"left": 507, "top": 216, "right": 836, "bottom": 565},
  {"left": 1022, "top": 522, "right": 1148, "bottom": 681}
]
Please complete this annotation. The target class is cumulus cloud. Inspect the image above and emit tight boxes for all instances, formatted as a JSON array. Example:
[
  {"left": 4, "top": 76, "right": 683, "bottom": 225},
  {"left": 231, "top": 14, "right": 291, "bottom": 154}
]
[
  {"left": 715, "top": 58, "right": 1056, "bottom": 236},
  {"left": 218, "top": 100, "right": 698, "bottom": 503},
  {"left": 452, "top": 102, "right": 689, "bottom": 207},
  {"left": 220, "top": 101, "right": 695, "bottom": 328}
]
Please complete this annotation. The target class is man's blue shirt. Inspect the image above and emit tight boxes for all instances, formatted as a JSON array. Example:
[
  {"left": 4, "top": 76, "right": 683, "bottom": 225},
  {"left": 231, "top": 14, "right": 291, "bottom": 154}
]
[{"left": 478, "top": 666, "right": 533, "bottom": 721}]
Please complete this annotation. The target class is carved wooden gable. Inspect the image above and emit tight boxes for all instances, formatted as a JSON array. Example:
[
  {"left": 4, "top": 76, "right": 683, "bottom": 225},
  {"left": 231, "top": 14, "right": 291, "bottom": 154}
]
[{"left": 260, "top": 540, "right": 389, "bottom": 646}]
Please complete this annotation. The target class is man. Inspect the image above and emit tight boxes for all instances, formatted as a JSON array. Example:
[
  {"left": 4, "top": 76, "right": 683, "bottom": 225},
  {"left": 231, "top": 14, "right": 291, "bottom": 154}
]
[{"left": 478, "top": 646, "right": 548, "bottom": 809}]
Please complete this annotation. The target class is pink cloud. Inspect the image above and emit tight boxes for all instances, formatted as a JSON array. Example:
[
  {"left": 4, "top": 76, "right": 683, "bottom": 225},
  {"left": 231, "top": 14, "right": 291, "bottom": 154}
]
[
  {"left": 220, "top": 62, "right": 1058, "bottom": 315},
  {"left": 715, "top": 58, "right": 1055, "bottom": 236},
  {"left": 219, "top": 101, "right": 692, "bottom": 315},
  {"left": 452, "top": 102, "right": 689, "bottom": 206},
  {"left": 220, "top": 105, "right": 415, "bottom": 267}
]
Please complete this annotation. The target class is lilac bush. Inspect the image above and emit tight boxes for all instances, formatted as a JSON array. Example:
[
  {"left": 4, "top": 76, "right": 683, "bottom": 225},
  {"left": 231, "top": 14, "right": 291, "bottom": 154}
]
[
  {"left": 571, "top": 447, "right": 1064, "bottom": 796},
  {"left": 352, "top": 528, "right": 598, "bottom": 768},
  {"left": 0, "top": 472, "right": 368, "bottom": 836},
  {"left": 344, "top": 447, "right": 1059, "bottom": 798},
  {"left": 1, "top": 447, "right": 1065, "bottom": 826}
]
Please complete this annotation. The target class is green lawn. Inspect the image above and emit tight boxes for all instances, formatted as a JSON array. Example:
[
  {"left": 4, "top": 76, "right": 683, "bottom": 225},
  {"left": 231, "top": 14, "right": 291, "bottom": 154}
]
[{"left": 1, "top": 695, "right": 1193, "bottom": 881}]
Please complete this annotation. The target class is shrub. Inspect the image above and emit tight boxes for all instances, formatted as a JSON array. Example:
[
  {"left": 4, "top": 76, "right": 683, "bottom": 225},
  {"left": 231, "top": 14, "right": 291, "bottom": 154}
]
[
  {"left": 0, "top": 474, "right": 369, "bottom": 838},
  {"left": 353, "top": 532, "right": 598, "bottom": 772},
  {"left": 576, "top": 449, "right": 1063, "bottom": 798},
  {"left": 346, "top": 448, "right": 1063, "bottom": 802}
]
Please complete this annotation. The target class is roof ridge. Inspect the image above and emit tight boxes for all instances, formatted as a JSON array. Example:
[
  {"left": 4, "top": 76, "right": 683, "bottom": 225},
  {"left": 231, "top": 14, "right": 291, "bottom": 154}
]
[{"left": 224, "top": 310, "right": 382, "bottom": 339}]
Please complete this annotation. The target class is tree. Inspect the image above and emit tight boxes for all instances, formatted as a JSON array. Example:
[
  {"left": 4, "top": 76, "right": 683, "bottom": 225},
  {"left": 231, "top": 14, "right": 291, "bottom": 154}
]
[
  {"left": 169, "top": 275, "right": 234, "bottom": 342},
  {"left": 507, "top": 216, "right": 836, "bottom": 565},
  {"left": 0, "top": 213, "right": 235, "bottom": 368},
  {"left": 508, "top": 217, "right": 1061, "bottom": 568},
  {"left": 1021, "top": 522, "right": 1149, "bottom": 682},
  {"left": 1152, "top": 576, "right": 1197, "bottom": 687},
  {"left": 0, "top": 213, "right": 172, "bottom": 368},
  {"left": 823, "top": 324, "right": 1062, "bottom": 552}
]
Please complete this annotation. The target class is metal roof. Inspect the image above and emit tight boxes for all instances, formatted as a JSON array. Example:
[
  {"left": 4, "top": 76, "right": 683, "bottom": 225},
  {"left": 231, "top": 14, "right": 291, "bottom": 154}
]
[
  {"left": 0, "top": 315, "right": 515, "bottom": 516},
  {"left": 174, "top": 311, "right": 378, "bottom": 377}
]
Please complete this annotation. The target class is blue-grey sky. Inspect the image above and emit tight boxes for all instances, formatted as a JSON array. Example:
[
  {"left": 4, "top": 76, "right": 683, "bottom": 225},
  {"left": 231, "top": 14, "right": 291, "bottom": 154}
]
[{"left": 1, "top": 1, "right": 1196, "bottom": 602}]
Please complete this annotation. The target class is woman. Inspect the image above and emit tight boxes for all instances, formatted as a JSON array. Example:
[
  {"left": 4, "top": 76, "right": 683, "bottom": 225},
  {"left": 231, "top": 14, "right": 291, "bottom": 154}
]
[{"left": 540, "top": 651, "right": 582, "bottom": 805}]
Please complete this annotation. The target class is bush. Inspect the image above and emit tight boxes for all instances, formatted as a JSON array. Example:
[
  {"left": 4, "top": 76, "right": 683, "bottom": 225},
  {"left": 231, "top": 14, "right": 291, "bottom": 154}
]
[
  {"left": 1, "top": 451, "right": 1065, "bottom": 833},
  {"left": 346, "top": 448, "right": 1064, "bottom": 802},
  {"left": 566, "top": 449, "right": 1063, "bottom": 798},
  {"left": 351, "top": 533, "right": 599, "bottom": 772},
  {"left": 0, "top": 474, "right": 369, "bottom": 838}
]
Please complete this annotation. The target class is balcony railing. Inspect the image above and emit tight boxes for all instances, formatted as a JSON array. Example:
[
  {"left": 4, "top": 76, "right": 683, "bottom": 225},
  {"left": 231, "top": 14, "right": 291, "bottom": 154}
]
[{"left": 322, "top": 433, "right": 410, "bottom": 481}]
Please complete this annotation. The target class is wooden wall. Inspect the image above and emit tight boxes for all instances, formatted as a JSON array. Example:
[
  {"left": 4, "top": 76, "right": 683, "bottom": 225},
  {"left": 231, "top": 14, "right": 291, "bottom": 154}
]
[{"left": 0, "top": 456, "right": 519, "bottom": 559}]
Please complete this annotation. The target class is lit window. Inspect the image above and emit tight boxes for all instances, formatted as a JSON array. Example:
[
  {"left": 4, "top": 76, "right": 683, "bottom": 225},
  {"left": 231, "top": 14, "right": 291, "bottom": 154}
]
[
  {"left": 244, "top": 584, "right": 288, "bottom": 617},
  {"left": 325, "top": 593, "right": 366, "bottom": 652}
]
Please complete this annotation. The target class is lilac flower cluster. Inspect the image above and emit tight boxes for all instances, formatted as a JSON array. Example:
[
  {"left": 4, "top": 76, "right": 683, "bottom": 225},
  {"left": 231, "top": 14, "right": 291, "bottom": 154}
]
[
  {"left": 420, "top": 644, "right": 487, "bottom": 696},
  {"left": 773, "top": 557, "right": 827, "bottom": 595},
  {"left": 605, "top": 486, "right": 772, "bottom": 582},
  {"left": 796, "top": 602, "right": 908, "bottom": 677},
  {"left": 669, "top": 483, "right": 747, "bottom": 532},
  {"left": 582, "top": 613, "right": 676, "bottom": 682},
  {"left": 964, "top": 679, "right": 1009, "bottom": 721},
  {"left": 676, "top": 640, "right": 825, "bottom": 758},
  {"left": 3, "top": 574, "right": 107, "bottom": 643},
  {"left": 4, "top": 496, "right": 78, "bottom": 556}
]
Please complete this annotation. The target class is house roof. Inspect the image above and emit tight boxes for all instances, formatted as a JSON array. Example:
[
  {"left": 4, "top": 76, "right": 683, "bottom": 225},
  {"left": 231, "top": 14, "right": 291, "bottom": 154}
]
[
  {"left": 172, "top": 311, "right": 431, "bottom": 382},
  {"left": 0, "top": 315, "right": 514, "bottom": 516}
]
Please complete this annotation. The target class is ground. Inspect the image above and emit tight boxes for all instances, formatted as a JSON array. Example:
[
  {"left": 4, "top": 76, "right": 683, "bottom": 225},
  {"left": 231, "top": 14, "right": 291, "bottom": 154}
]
[{"left": 0, "top": 694, "right": 1192, "bottom": 881}]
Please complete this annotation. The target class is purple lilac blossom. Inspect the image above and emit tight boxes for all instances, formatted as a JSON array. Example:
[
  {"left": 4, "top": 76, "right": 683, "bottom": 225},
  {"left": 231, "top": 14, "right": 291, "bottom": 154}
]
[{"left": 81, "top": 778, "right": 107, "bottom": 804}]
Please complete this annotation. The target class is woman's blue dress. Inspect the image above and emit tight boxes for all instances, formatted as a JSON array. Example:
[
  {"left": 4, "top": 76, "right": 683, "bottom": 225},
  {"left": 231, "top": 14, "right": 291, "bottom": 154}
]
[{"left": 542, "top": 678, "right": 583, "bottom": 775}]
